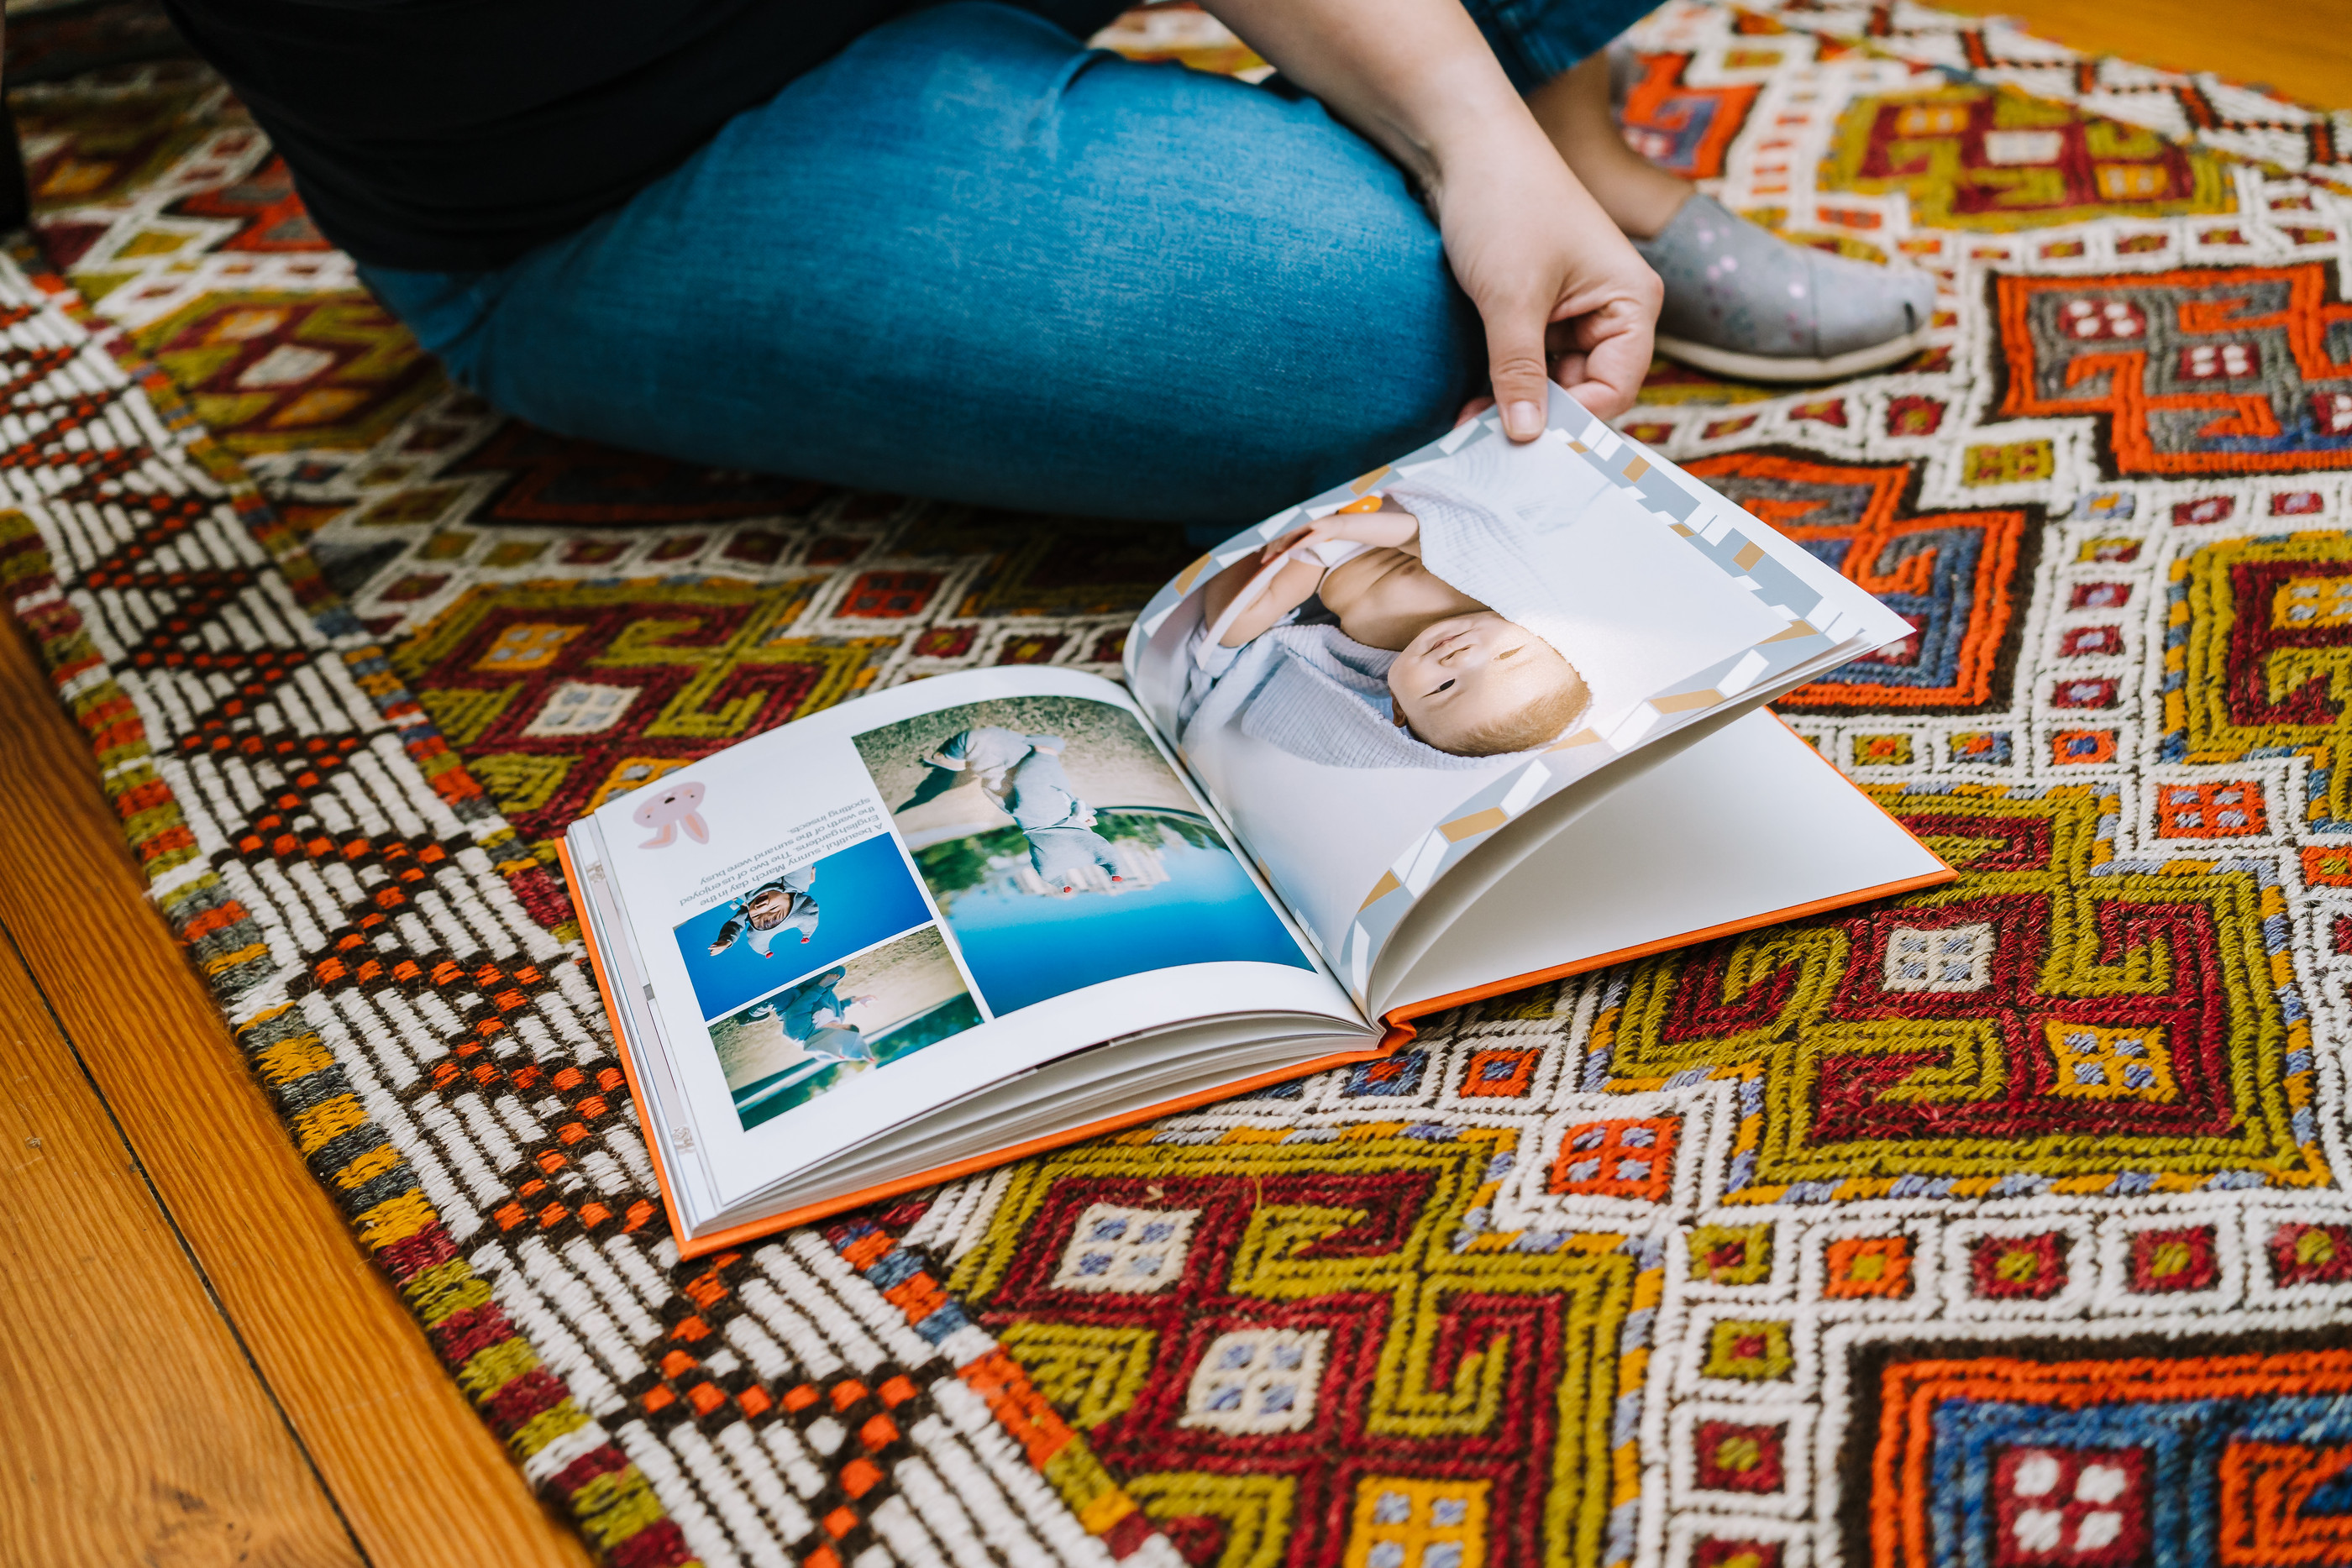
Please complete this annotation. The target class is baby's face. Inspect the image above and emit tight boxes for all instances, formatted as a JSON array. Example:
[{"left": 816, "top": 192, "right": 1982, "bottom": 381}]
[{"left": 1389, "top": 611, "right": 1586, "bottom": 755}]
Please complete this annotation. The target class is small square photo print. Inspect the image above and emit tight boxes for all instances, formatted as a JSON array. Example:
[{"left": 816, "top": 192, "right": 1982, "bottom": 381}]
[
  {"left": 670, "top": 830, "right": 932, "bottom": 1022},
  {"left": 711, "top": 925, "right": 981, "bottom": 1130}
]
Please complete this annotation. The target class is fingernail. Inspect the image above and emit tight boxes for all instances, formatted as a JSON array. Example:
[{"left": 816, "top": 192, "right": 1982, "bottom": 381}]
[{"left": 1506, "top": 401, "right": 1542, "bottom": 438}]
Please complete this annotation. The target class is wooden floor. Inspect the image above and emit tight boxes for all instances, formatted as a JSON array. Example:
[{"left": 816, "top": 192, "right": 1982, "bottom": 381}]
[
  {"left": 0, "top": 9, "right": 2344, "bottom": 1568},
  {"left": 0, "top": 609, "right": 593, "bottom": 1566},
  {"left": 1933, "top": 0, "right": 2352, "bottom": 110}
]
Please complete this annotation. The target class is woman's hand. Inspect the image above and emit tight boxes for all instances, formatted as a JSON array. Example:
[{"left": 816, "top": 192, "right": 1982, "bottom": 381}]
[
  {"left": 1200, "top": 0, "right": 1662, "bottom": 438},
  {"left": 1428, "top": 139, "right": 1660, "bottom": 433}
]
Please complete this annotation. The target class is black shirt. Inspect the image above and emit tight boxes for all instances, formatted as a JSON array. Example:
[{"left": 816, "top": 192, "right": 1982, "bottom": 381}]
[{"left": 162, "top": 0, "right": 917, "bottom": 272}]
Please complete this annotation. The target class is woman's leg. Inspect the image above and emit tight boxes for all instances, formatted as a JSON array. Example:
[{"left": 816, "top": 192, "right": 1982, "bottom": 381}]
[
  {"left": 1460, "top": 0, "right": 1936, "bottom": 378},
  {"left": 365, "top": 0, "right": 1927, "bottom": 517},
  {"left": 1527, "top": 54, "right": 1692, "bottom": 241},
  {"left": 369, "top": 2, "right": 1495, "bottom": 526}
]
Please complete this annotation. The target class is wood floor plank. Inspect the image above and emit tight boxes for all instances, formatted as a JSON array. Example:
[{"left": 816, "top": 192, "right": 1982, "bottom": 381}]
[
  {"left": 0, "top": 611, "right": 593, "bottom": 1568},
  {"left": 1940, "top": 0, "right": 2352, "bottom": 110},
  {"left": 0, "top": 918, "right": 365, "bottom": 1568}
]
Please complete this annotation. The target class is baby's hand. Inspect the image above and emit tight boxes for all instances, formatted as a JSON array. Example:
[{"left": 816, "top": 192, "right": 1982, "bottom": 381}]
[
  {"left": 1260, "top": 513, "right": 1341, "bottom": 563},
  {"left": 1261, "top": 498, "right": 1417, "bottom": 562}
]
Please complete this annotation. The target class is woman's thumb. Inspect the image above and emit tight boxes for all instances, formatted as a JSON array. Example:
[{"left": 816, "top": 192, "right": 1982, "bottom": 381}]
[{"left": 1483, "top": 312, "right": 1554, "bottom": 443}]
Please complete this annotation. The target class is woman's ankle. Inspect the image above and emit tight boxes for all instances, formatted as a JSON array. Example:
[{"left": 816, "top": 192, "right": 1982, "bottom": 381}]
[{"left": 1525, "top": 52, "right": 1692, "bottom": 240}]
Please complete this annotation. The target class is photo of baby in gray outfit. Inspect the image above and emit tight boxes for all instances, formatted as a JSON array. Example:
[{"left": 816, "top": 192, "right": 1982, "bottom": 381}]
[
  {"left": 706, "top": 864, "right": 819, "bottom": 957},
  {"left": 1175, "top": 428, "right": 1640, "bottom": 771},
  {"left": 910, "top": 726, "right": 1126, "bottom": 894},
  {"left": 853, "top": 692, "right": 1310, "bottom": 1015},
  {"left": 1139, "top": 405, "right": 1805, "bottom": 960}
]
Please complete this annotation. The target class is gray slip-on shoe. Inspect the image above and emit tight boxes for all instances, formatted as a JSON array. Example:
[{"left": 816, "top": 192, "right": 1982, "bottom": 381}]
[{"left": 1630, "top": 193, "right": 1939, "bottom": 381}]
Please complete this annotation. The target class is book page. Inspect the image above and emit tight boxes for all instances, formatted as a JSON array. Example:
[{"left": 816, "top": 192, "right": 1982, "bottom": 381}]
[
  {"left": 580, "top": 666, "right": 1359, "bottom": 1209},
  {"left": 1126, "top": 385, "right": 1911, "bottom": 1004},
  {"left": 1384, "top": 711, "right": 1951, "bottom": 1013}
]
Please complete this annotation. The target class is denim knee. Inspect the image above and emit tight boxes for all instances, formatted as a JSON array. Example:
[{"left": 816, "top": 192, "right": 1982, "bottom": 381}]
[{"left": 360, "top": 264, "right": 504, "bottom": 392}]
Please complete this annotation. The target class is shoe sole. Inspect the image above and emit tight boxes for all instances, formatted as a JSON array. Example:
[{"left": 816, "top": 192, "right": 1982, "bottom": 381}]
[{"left": 1651, "top": 323, "right": 1938, "bottom": 385}]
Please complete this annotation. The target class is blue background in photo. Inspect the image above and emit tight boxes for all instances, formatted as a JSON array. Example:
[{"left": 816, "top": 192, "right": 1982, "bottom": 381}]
[
  {"left": 673, "top": 832, "right": 932, "bottom": 1021},
  {"left": 940, "top": 835, "right": 1309, "bottom": 1015}
]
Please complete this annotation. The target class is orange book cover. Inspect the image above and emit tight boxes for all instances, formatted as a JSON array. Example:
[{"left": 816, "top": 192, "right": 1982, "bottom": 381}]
[{"left": 557, "top": 773, "right": 1955, "bottom": 1260}]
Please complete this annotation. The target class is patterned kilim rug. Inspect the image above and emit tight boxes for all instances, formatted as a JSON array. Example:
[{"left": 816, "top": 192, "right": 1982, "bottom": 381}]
[{"left": 8, "top": 2, "right": 2352, "bottom": 1565}]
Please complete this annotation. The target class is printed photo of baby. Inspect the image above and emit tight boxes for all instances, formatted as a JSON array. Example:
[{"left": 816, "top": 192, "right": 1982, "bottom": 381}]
[
  {"left": 1137, "top": 414, "right": 1798, "bottom": 960},
  {"left": 706, "top": 864, "right": 818, "bottom": 957},
  {"left": 670, "top": 830, "right": 934, "bottom": 1024},
  {"left": 1185, "top": 484, "right": 1592, "bottom": 764},
  {"left": 907, "top": 726, "right": 1125, "bottom": 894},
  {"left": 853, "top": 695, "right": 1310, "bottom": 1015},
  {"left": 1168, "top": 426, "right": 1772, "bottom": 774},
  {"left": 708, "top": 926, "right": 982, "bottom": 1130}
]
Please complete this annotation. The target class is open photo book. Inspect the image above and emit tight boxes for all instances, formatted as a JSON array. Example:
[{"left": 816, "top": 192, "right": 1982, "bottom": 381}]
[{"left": 560, "top": 387, "right": 1957, "bottom": 1256}]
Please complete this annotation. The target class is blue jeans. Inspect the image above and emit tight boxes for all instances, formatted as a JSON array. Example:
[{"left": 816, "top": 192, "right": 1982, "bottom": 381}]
[{"left": 365, "top": 0, "right": 1653, "bottom": 526}]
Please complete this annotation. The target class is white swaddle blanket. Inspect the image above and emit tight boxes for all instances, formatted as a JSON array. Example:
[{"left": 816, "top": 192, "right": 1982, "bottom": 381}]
[{"left": 1179, "top": 623, "right": 1503, "bottom": 772}]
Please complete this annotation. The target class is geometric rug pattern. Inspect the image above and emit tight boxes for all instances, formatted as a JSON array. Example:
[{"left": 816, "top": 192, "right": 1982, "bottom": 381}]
[
  {"left": 0, "top": 240, "right": 1180, "bottom": 1568},
  {"left": 9, "top": 2, "right": 2352, "bottom": 1566}
]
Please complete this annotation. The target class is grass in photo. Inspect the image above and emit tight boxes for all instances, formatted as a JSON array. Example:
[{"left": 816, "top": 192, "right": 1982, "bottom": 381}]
[
  {"left": 713, "top": 926, "right": 982, "bottom": 1130},
  {"left": 672, "top": 830, "right": 932, "bottom": 1022},
  {"left": 853, "top": 694, "right": 1309, "bottom": 1015}
]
